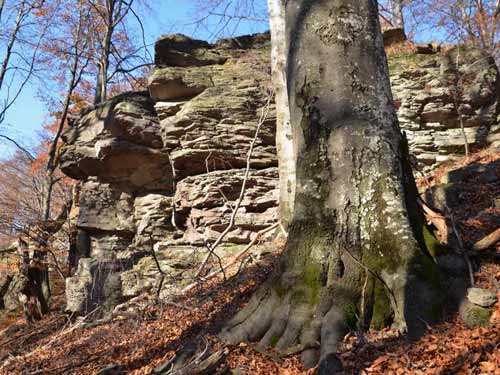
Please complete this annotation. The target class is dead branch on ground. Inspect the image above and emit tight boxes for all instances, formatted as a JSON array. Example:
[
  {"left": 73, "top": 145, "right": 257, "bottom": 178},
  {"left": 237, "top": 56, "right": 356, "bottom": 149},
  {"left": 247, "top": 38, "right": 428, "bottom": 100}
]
[{"left": 472, "top": 228, "right": 500, "bottom": 251}]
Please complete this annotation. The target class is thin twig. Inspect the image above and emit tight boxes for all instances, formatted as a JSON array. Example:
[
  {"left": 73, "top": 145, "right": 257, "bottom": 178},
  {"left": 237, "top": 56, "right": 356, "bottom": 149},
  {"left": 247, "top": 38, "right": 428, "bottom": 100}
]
[
  {"left": 194, "top": 93, "right": 274, "bottom": 278},
  {"left": 147, "top": 236, "right": 175, "bottom": 298},
  {"left": 342, "top": 248, "right": 402, "bottom": 322},
  {"left": 182, "top": 222, "right": 279, "bottom": 293}
]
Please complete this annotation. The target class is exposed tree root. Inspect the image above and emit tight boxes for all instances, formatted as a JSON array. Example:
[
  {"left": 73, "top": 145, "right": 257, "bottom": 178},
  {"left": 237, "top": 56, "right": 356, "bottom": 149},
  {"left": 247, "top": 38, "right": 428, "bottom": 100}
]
[
  {"left": 151, "top": 339, "right": 228, "bottom": 375},
  {"left": 220, "top": 213, "right": 444, "bottom": 374},
  {"left": 220, "top": 276, "right": 354, "bottom": 372}
]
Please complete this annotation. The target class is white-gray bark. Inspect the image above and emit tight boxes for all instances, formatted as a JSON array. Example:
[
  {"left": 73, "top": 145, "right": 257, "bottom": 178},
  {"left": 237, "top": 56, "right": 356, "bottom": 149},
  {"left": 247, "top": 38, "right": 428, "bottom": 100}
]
[{"left": 267, "top": 0, "right": 295, "bottom": 229}]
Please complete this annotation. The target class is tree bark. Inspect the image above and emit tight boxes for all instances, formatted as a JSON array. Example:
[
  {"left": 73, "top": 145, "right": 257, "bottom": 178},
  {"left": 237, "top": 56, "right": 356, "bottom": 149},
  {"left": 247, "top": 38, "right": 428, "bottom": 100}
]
[
  {"left": 221, "top": 1, "right": 444, "bottom": 372},
  {"left": 92, "top": 0, "right": 134, "bottom": 105},
  {"left": 95, "top": 24, "right": 112, "bottom": 104},
  {"left": 268, "top": 0, "right": 295, "bottom": 229}
]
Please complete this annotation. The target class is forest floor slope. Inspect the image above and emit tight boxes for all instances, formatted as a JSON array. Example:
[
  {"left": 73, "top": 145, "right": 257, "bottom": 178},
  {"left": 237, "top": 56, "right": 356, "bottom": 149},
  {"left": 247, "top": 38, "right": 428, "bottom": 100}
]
[{"left": 0, "top": 148, "right": 499, "bottom": 375}]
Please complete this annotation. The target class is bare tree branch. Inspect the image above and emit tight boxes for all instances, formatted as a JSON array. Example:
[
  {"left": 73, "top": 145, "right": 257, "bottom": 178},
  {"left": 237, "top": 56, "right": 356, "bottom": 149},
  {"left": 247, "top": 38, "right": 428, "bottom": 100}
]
[{"left": 194, "top": 93, "right": 274, "bottom": 278}]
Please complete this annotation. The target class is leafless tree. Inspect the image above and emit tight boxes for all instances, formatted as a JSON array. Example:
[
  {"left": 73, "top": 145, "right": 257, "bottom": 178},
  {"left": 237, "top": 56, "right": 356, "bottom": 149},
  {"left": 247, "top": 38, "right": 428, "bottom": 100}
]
[
  {"left": 87, "top": 0, "right": 152, "bottom": 104},
  {"left": 0, "top": 0, "right": 49, "bottom": 131},
  {"left": 42, "top": 2, "right": 92, "bottom": 221},
  {"left": 415, "top": 0, "right": 500, "bottom": 57},
  {"left": 379, "top": 0, "right": 406, "bottom": 29}
]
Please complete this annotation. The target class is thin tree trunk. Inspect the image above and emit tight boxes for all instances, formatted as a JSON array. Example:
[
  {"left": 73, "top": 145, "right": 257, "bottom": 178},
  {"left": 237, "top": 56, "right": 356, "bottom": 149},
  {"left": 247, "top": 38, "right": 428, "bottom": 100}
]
[
  {"left": 0, "top": 0, "right": 5, "bottom": 22},
  {"left": 222, "top": 2, "right": 445, "bottom": 373},
  {"left": 101, "top": 31, "right": 111, "bottom": 102},
  {"left": 453, "top": 51, "right": 469, "bottom": 157},
  {"left": 387, "top": 0, "right": 404, "bottom": 28},
  {"left": 395, "top": 0, "right": 405, "bottom": 29},
  {"left": 42, "top": 45, "right": 80, "bottom": 220},
  {"left": 268, "top": 0, "right": 295, "bottom": 229},
  {"left": 94, "top": 11, "right": 113, "bottom": 104},
  {"left": 458, "top": 1, "right": 483, "bottom": 47},
  {"left": 0, "top": 0, "right": 27, "bottom": 91},
  {"left": 38, "top": 8, "right": 87, "bottom": 317}
]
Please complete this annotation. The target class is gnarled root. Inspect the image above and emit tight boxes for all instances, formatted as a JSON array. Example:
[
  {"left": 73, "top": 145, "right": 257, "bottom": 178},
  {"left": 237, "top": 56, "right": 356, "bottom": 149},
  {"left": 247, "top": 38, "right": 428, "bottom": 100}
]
[
  {"left": 152, "top": 338, "right": 228, "bottom": 375},
  {"left": 220, "top": 272, "right": 351, "bottom": 373}
]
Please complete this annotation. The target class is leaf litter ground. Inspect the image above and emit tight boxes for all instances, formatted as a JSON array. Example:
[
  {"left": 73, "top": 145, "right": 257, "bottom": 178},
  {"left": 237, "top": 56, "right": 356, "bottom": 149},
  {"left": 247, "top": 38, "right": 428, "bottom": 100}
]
[{"left": 1, "top": 149, "right": 499, "bottom": 375}]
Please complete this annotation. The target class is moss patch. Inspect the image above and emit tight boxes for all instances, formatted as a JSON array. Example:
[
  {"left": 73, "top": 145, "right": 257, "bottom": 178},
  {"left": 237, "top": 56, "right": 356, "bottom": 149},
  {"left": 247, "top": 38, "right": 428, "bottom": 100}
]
[
  {"left": 270, "top": 334, "right": 280, "bottom": 347},
  {"left": 423, "top": 225, "right": 448, "bottom": 259},
  {"left": 370, "top": 280, "right": 394, "bottom": 330},
  {"left": 344, "top": 303, "right": 360, "bottom": 331},
  {"left": 387, "top": 52, "right": 435, "bottom": 73},
  {"left": 460, "top": 301, "right": 491, "bottom": 329},
  {"left": 414, "top": 251, "right": 442, "bottom": 292}
]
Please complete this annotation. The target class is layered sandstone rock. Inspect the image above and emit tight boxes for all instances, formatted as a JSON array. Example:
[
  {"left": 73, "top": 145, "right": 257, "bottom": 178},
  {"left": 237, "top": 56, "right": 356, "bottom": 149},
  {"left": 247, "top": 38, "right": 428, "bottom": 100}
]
[
  {"left": 59, "top": 32, "right": 500, "bottom": 315},
  {"left": 60, "top": 33, "right": 277, "bottom": 314},
  {"left": 390, "top": 46, "right": 500, "bottom": 171}
]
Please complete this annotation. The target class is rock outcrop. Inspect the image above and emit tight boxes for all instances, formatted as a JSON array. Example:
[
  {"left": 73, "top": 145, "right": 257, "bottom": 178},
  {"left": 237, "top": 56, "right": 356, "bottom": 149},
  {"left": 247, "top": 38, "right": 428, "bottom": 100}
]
[
  {"left": 390, "top": 46, "right": 500, "bottom": 171},
  {"left": 60, "top": 33, "right": 277, "bottom": 314},
  {"left": 59, "top": 32, "right": 500, "bottom": 315}
]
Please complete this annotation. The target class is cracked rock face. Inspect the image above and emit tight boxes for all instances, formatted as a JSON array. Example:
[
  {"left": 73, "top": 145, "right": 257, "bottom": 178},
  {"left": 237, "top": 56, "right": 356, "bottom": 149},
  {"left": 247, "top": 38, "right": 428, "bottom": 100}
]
[
  {"left": 390, "top": 46, "right": 500, "bottom": 171},
  {"left": 59, "top": 32, "right": 500, "bottom": 315},
  {"left": 60, "top": 33, "right": 277, "bottom": 315}
]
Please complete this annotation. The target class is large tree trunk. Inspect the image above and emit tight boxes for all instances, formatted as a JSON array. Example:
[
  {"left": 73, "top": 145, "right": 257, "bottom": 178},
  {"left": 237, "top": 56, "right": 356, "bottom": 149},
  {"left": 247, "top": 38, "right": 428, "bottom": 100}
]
[
  {"left": 222, "top": 1, "right": 443, "bottom": 372},
  {"left": 268, "top": 0, "right": 295, "bottom": 229}
]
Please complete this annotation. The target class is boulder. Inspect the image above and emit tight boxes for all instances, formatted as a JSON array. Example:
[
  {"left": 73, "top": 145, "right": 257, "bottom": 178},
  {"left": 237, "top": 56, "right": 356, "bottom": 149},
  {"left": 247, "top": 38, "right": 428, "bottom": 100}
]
[
  {"left": 415, "top": 43, "right": 439, "bottom": 54},
  {"left": 215, "top": 32, "right": 271, "bottom": 50},
  {"left": 382, "top": 27, "right": 407, "bottom": 47},
  {"left": 120, "top": 246, "right": 202, "bottom": 298},
  {"left": 66, "top": 259, "right": 123, "bottom": 315},
  {"left": 162, "top": 90, "right": 277, "bottom": 178},
  {"left": 148, "top": 66, "right": 213, "bottom": 101},
  {"left": 439, "top": 159, "right": 500, "bottom": 184},
  {"left": 467, "top": 287, "right": 498, "bottom": 308},
  {"left": 121, "top": 243, "right": 267, "bottom": 299},
  {"left": 390, "top": 45, "right": 500, "bottom": 172},
  {"left": 155, "top": 34, "right": 227, "bottom": 67},
  {"left": 88, "top": 233, "right": 133, "bottom": 261},
  {"left": 2, "top": 274, "right": 25, "bottom": 311},
  {"left": 133, "top": 193, "right": 178, "bottom": 246},
  {"left": 175, "top": 168, "right": 279, "bottom": 244},
  {"left": 459, "top": 299, "right": 491, "bottom": 328},
  {"left": 59, "top": 92, "right": 173, "bottom": 190},
  {"left": 76, "top": 180, "right": 135, "bottom": 235},
  {"left": 58, "top": 32, "right": 500, "bottom": 315}
]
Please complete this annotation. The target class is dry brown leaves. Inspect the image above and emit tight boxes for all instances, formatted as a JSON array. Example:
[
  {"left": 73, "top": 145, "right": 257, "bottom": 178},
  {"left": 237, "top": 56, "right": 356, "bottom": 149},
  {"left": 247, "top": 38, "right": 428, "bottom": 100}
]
[{"left": 1, "top": 149, "right": 499, "bottom": 374}]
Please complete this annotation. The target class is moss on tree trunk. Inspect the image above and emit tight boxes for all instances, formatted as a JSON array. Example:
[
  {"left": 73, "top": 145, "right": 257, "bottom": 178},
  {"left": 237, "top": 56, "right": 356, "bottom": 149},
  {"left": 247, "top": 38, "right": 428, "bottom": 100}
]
[{"left": 221, "top": 1, "right": 446, "bottom": 372}]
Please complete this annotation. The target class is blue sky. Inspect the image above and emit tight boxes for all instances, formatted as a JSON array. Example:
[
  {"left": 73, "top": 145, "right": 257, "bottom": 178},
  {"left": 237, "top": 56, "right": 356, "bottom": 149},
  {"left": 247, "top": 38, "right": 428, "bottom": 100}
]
[{"left": 0, "top": 0, "right": 269, "bottom": 159}]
